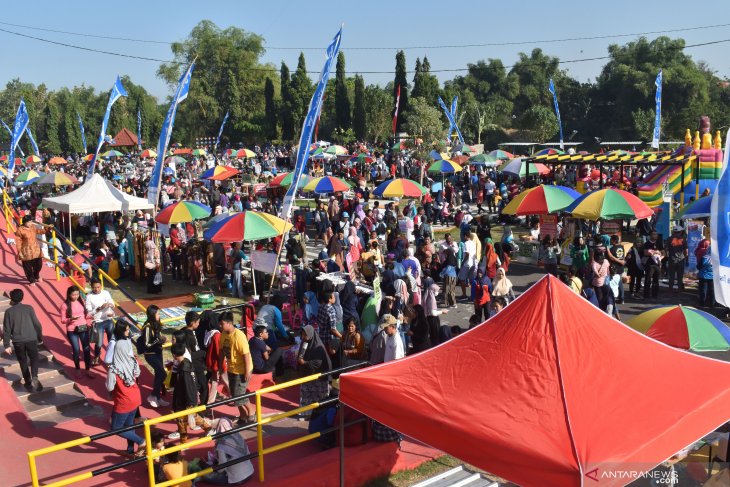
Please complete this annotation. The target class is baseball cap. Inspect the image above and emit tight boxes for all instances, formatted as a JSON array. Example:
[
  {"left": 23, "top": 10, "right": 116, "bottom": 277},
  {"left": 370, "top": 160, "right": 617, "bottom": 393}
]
[{"left": 379, "top": 314, "right": 397, "bottom": 329}]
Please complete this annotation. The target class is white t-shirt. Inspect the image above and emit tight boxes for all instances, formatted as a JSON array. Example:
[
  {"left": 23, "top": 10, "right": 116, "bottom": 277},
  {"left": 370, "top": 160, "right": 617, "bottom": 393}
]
[
  {"left": 384, "top": 333, "right": 405, "bottom": 362},
  {"left": 464, "top": 239, "right": 477, "bottom": 267},
  {"left": 85, "top": 290, "right": 115, "bottom": 323}
]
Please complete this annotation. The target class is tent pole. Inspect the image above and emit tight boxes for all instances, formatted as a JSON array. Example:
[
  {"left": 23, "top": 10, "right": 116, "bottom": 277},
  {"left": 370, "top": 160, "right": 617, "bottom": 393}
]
[{"left": 339, "top": 404, "right": 345, "bottom": 487}]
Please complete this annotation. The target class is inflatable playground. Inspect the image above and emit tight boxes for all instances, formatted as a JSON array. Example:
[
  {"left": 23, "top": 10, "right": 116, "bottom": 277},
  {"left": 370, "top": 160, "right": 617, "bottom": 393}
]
[{"left": 638, "top": 118, "right": 723, "bottom": 207}]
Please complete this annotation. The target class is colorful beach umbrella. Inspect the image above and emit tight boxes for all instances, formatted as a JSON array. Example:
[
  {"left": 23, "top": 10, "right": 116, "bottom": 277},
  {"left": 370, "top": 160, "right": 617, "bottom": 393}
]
[
  {"left": 502, "top": 185, "right": 580, "bottom": 215},
  {"left": 173, "top": 148, "right": 192, "bottom": 155},
  {"left": 234, "top": 148, "right": 256, "bottom": 158},
  {"left": 302, "top": 176, "right": 352, "bottom": 194},
  {"left": 165, "top": 156, "right": 187, "bottom": 165},
  {"left": 487, "top": 149, "right": 513, "bottom": 160},
  {"left": 391, "top": 141, "right": 407, "bottom": 151},
  {"left": 427, "top": 159, "right": 463, "bottom": 173},
  {"left": 500, "top": 158, "right": 551, "bottom": 178},
  {"left": 450, "top": 155, "right": 470, "bottom": 165},
  {"left": 373, "top": 178, "right": 428, "bottom": 198},
  {"left": 201, "top": 165, "right": 240, "bottom": 181},
  {"left": 191, "top": 148, "right": 207, "bottom": 156},
  {"left": 267, "top": 172, "right": 311, "bottom": 189},
  {"left": 349, "top": 153, "right": 374, "bottom": 164},
  {"left": 82, "top": 154, "right": 95, "bottom": 161},
  {"left": 48, "top": 156, "right": 68, "bottom": 165},
  {"left": 468, "top": 153, "right": 501, "bottom": 167},
  {"left": 34, "top": 172, "right": 79, "bottom": 186},
  {"left": 677, "top": 196, "right": 712, "bottom": 219},
  {"left": 102, "top": 149, "right": 124, "bottom": 158},
  {"left": 15, "top": 170, "right": 44, "bottom": 184},
  {"left": 534, "top": 148, "right": 564, "bottom": 156},
  {"left": 452, "top": 143, "right": 473, "bottom": 154},
  {"left": 628, "top": 305, "right": 730, "bottom": 351},
  {"left": 155, "top": 200, "right": 212, "bottom": 224},
  {"left": 25, "top": 155, "right": 42, "bottom": 164},
  {"left": 204, "top": 211, "right": 292, "bottom": 243},
  {"left": 325, "top": 145, "right": 349, "bottom": 156},
  {"left": 140, "top": 149, "right": 157, "bottom": 158},
  {"left": 565, "top": 188, "right": 653, "bottom": 221}
]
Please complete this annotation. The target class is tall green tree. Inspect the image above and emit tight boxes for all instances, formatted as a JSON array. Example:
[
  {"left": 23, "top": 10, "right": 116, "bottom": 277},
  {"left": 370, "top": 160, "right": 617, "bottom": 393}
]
[
  {"left": 280, "top": 62, "right": 294, "bottom": 141},
  {"left": 393, "top": 50, "right": 409, "bottom": 134},
  {"left": 264, "top": 77, "right": 278, "bottom": 140},
  {"left": 43, "top": 97, "right": 62, "bottom": 154},
  {"left": 404, "top": 96, "right": 444, "bottom": 144},
  {"left": 411, "top": 57, "right": 440, "bottom": 105},
  {"left": 335, "top": 51, "right": 351, "bottom": 130},
  {"left": 289, "top": 53, "right": 314, "bottom": 139},
  {"left": 353, "top": 75, "right": 366, "bottom": 140},
  {"left": 364, "top": 84, "right": 392, "bottom": 142}
]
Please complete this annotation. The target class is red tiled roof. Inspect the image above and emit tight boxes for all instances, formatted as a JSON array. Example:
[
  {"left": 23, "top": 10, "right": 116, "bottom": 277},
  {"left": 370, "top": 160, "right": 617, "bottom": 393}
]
[{"left": 109, "top": 127, "right": 139, "bottom": 147}]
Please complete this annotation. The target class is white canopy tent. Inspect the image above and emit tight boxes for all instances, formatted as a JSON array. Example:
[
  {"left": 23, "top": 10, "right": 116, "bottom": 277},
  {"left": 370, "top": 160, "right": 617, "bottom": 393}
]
[{"left": 42, "top": 173, "right": 153, "bottom": 241}]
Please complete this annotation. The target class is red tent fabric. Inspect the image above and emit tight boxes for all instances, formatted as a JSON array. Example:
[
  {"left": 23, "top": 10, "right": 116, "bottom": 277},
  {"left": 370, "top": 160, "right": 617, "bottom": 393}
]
[
  {"left": 340, "top": 275, "right": 730, "bottom": 487},
  {"left": 108, "top": 127, "right": 139, "bottom": 147}
]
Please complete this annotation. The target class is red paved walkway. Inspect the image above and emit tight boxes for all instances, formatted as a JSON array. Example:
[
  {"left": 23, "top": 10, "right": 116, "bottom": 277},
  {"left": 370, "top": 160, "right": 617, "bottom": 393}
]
[{"left": 0, "top": 215, "right": 441, "bottom": 486}]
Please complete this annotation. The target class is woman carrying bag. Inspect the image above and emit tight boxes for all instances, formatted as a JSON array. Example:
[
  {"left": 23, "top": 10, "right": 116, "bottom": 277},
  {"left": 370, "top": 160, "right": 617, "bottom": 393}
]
[
  {"left": 144, "top": 234, "right": 162, "bottom": 294},
  {"left": 60, "top": 285, "right": 94, "bottom": 378}
]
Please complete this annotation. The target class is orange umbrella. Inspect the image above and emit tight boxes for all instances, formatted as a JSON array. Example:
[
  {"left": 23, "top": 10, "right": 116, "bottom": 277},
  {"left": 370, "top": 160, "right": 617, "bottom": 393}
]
[{"left": 48, "top": 157, "right": 68, "bottom": 165}]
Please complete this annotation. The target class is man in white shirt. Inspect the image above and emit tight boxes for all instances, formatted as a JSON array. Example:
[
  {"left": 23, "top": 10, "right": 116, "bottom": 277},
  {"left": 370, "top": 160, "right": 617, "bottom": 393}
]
[
  {"left": 458, "top": 231, "right": 478, "bottom": 299},
  {"left": 85, "top": 278, "right": 116, "bottom": 365},
  {"left": 484, "top": 177, "right": 496, "bottom": 213},
  {"left": 382, "top": 314, "right": 404, "bottom": 362}
]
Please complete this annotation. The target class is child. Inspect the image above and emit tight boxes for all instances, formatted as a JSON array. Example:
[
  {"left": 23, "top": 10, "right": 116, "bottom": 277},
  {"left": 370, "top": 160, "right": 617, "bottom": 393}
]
[
  {"left": 170, "top": 343, "right": 211, "bottom": 444},
  {"left": 150, "top": 429, "right": 167, "bottom": 483},
  {"left": 471, "top": 269, "right": 492, "bottom": 323},
  {"left": 161, "top": 449, "right": 191, "bottom": 487},
  {"left": 606, "top": 265, "right": 622, "bottom": 320}
]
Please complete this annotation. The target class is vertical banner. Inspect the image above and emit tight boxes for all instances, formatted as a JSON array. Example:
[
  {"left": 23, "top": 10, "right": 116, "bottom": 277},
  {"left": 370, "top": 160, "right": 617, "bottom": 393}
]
[
  {"left": 26, "top": 127, "right": 40, "bottom": 157},
  {"left": 438, "top": 96, "right": 465, "bottom": 145},
  {"left": 548, "top": 78, "right": 564, "bottom": 150},
  {"left": 280, "top": 27, "right": 342, "bottom": 221},
  {"left": 392, "top": 84, "right": 401, "bottom": 136},
  {"left": 137, "top": 109, "right": 142, "bottom": 150},
  {"left": 8, "top": 99, "right": 30, "bottom": 180},
  {"left": 77, "top": 112, "right": 87, "bottom": 154},
  {"left": 651, "top": 69, "right": 662, "bottom": 150},
  {"left": 87, "top": 76, "right": 128, "bottom": 180},
  {"left": 148, "top": 61, "right": 195, "bottom": 206},
  {"left": 214, "top": 110, "right": 229, "bottom": 152},
  {"left": 448, "top": 96, "right": 458, "bottom": 139},
  {"left": 0, "top": 119, "right": 24, "bottom": 158},
  {"left": 710, "top": 127, "right": 730, "bottom": 306}
]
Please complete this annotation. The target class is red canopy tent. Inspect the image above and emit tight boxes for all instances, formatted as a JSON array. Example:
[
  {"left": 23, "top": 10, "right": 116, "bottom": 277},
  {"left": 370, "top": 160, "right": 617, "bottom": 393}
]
[{"left": 340, "top": 275, "right": 730, "bottom": 487}]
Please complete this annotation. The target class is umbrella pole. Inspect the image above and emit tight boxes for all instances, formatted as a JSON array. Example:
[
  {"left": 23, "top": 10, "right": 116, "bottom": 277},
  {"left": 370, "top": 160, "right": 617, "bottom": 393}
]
[{"left": 266, "top": 219, "right": 291, "bottom": 303}]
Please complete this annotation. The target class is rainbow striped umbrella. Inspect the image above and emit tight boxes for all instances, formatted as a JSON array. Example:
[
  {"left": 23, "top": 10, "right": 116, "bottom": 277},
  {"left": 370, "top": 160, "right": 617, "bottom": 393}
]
[
  {"left": 502, "top": 185, "right": 580, "bottom": 215},
  {"left": 191, "top": 148, "right": 207, "bottom": 156},
  {"left": 565, "top": 188, "right": 653, "bottom": 221},
  {"left": 349, "top": 153, "right": 374, "bottom": 164},
  {"left": 628, "top": 305, "right": 730, "bottom": 351},
  {"left": 165, "top": 156, "right": 187, "bottom": 165},
  {"left": 82, "top": 154, "right": 95, "bottom": 161},
  {"left": 34, "top": 172, "right": 79, "bottom": 186},
  {"left": 155, "top": 200, "right": 212, "bottom": 224},
  {"left": 302, "top": 176, "right": 352, "bottom": 194},
  {"left": 427, "top": 159, "right": 463, "bottom": 173},
  {"left": 500, "top": 158, "right": 551, "bottom": 177},
  {"left": 204, "top": 211, "right": 292, "bottom": 243},
  {"left": 325, "top": 145, "right": 348, "bottom": 156},
  {"left": 373, "top": 178, "right": 428, "bottom": 198},
  {"left": 48, "top": 157, "right": 68, "bottom": 165},
  {"left": 15, "top": 170, "right": 44, "bottom": 184},
  {"left": 25, "top": 155, "right": 42, "bottom": 164},
  {"left": 267, "top": 172, "right": 311, "bottom": 189},
  {"left": 487, "top": 149, "right": 513, "bottom": 160},
  {"left": 234, "top": 149, "right": 256, "bottom": 158},
  {"left": 102, "top": 150, "right": 124, "bottom": 158},
  {"left": 534, "top": 148, "right": 564, "bottom": 156},
  {"left": 201, "top": 165, "right": 240, "bottom": 181},
  {"left": 140, "top": 149, "right": 157, "bottom": 158}
]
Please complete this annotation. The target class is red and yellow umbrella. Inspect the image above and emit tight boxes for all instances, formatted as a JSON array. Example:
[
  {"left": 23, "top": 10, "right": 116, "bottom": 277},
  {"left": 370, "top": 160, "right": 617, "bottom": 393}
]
[
  {"left": 25, "top": 155, "right": 42, "bottom": 164},
  {"left": 34, "top": 172, "right": 79, "bottom": 186},
  {"left": 140, "top": 149, "right": 157, "bottom": 158},
  {"left": 565, "top": 188, "right": 653, "bottom": 221},
  {"left": 234, "top": 149, "right": 256, "bottom": 158},
  {"left": 201, "top": 165, "right": 240, "bottom": 181}
]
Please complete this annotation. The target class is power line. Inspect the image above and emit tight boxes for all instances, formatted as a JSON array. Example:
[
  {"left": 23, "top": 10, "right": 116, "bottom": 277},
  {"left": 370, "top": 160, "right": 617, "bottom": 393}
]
[
  {"left": 0, "top": 19, "right": 729, "bottom": 51},
  {"left": 0, "top": 25, "right": 727, "bottom": 76}
]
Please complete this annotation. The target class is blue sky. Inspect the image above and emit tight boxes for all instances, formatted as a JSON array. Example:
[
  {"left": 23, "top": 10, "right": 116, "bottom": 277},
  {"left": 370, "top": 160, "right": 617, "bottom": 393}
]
[{"left": 2, "top": 0, "right": 730, "bottom": 100}]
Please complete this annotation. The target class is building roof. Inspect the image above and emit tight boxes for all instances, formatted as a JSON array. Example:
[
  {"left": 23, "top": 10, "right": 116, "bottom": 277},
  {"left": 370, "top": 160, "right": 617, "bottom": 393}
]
[{"left": 109, "top": 127, "right": 139, "bottom": 147}]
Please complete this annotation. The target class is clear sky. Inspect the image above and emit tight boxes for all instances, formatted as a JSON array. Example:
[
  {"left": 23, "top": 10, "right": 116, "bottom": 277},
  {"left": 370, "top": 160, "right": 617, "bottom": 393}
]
[{"left": 1, "top": 0, "right": 730, "bottom": 101}]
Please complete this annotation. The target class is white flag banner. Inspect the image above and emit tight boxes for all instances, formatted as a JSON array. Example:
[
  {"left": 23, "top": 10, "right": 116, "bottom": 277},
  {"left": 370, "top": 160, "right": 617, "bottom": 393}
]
[{"left": 250, "top": 250, "right": 279, "bottom": 274}]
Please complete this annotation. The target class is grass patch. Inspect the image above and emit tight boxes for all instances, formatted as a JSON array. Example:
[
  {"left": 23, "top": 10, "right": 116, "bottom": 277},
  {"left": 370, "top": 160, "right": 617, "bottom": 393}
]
[{"left": 361, "top": 455, "right": 507, "bottom": 487}]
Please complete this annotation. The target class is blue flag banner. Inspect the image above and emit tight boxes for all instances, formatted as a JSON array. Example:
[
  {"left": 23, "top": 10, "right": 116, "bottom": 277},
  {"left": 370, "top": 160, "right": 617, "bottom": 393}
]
[
  {"left": 280, "top": 27, "right": 342, "bottom": 220},
  {"left": 548, "top": 79, "right": 564, "bottom": 150},
  {"left": 87, "top": 76, "right": 128, "bottom": 180},
  {"left": 438, "top": 96, "right": 465, "bottom": 145},
  {"left": 711, "top": 127, "right": 730, "bottom": 306},
  {"left": 26, "top": 127, "right": 40, "bottom": 156},
  {"left": 215, "top": 110, "right": 229, "bottom": 152},
  {"left": 448, "top": 96, "right": 458, "bottom": 138},
  {"left": 148, "top": 61, "right": 195, "bottom": 206},
  {"left": 137, "top": 109, "right": 142, "bottom": 150},
  {"left": 77, "top": 112, "right": 87, "bottom": 153},
  {"left": 0, "top": 119, "right": 24, "bottom": 158},
  {"left": 8, "top": 99, "right": 30, "bottom": 180},
  {"left": 652, "top": 70, "right": 662, "bottom": 149}
]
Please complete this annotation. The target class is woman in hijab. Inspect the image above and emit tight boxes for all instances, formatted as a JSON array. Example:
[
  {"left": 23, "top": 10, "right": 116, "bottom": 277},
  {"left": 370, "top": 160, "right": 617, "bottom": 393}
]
[
  {"left": 201, "top": 417, "right": 254, "bottom": 485},
  {"left": 297, "top": 325, "right": 332, "bottom": 416},
  {"left": 404, "top": 305, "right": 431, "bottom": 354},
  {"left": 347, "top": 227, "right": 363, "bottom": 263},
  {"left": 480, "top": 242, "right": 500, "bottom": 280},
  {"left": 106, "top": 320, "right": 145, "bottom": 457},
  {"left": 491, "top": 267, "right": 515, "bottom": 303},
  {"left": 402, "top": 248, "right": 422, "bottom": 305},
  {"left": 144, "top": 235, "right": 162, "bottom": 294},
  {"left": 422, "top": 277, "right": 447, "bottom": 346},
  {"left": 303, "top": 290, "right": 319, "bottom": 326},
  {"left": 339, "top": 281, "right": 360, "bottom": 326}
]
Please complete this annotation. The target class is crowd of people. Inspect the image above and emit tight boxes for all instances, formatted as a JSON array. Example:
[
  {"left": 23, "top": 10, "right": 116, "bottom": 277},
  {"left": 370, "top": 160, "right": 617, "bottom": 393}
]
[{"left": 1, "top": 140, "right": 721, "bottom": 483}]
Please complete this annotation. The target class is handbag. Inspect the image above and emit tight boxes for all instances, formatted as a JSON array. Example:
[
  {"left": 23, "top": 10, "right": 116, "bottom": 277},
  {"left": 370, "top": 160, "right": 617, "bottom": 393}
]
[
  {"left": 153, "top": 272, "right": 163, "bottom": 286},
  {"left": 74, "top": 324, "right": 89, "bottom": 334}
]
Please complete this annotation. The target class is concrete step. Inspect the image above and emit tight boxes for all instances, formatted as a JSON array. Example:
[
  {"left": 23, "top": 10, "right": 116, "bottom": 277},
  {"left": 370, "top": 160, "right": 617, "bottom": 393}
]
[
  {"left": 20, "top": 385, "right": 90, "bottom": 418},
  {"left": 10, "top": 371, "right": 76, "bottom": 400},
  {"left": 31, "top": 403, "right": 106, "bottom": 429},
  {"left": 2, "top": 355, "right": 61, "bottom": 385},
  {"left": 0, "top": 349, "right": 54, "bottom": 371}
]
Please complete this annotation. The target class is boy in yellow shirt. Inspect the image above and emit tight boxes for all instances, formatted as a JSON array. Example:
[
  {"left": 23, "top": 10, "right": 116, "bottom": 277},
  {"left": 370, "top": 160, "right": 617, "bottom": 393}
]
[{"left": 219, "top": 312, "right": 256, "bottom": 424}]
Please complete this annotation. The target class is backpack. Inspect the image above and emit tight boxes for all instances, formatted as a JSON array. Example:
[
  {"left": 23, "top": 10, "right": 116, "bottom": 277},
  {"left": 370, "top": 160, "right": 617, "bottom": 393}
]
[{"left": 135, "top": 325, "right": 148, "bottom": 355}]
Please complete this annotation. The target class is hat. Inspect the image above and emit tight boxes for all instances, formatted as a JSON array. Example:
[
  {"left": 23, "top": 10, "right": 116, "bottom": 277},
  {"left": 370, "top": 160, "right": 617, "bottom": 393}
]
[
  {"left": 673, "top": 225, "right": 684, "bottom": 233},
  {"left": 379, "top": 314, "right": 397, "bottom": 328},
  {"left": 342, "top": 211, "right": 349, "bottom": 218}
]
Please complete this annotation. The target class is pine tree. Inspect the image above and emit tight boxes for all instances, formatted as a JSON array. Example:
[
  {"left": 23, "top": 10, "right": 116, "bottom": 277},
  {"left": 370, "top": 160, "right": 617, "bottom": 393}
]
[
  {"left": 264, "top": 77, "right": 278, "bottom": 140},
  {"left": 44, "top": 97, "right": 61, "bottom": 155},
  {"left": 393, "top": 50, "right": 409, "bottom": 134},
  {"left": 412, "top": 57, "right": 440, "bottom": 105},
  {"left": 280, "top": 62, "right": 294, "bottom": 141},
  {"left": 335, "top": 51, "right": 351, "bottom": 130},
  {"left": 353, "top": 75, "right": 366, "bottom": 140},
  {"left": 290, "top": 53, "right": 314, "bottom": 137}
]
